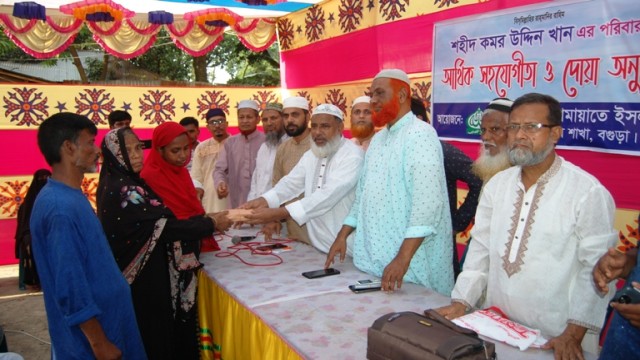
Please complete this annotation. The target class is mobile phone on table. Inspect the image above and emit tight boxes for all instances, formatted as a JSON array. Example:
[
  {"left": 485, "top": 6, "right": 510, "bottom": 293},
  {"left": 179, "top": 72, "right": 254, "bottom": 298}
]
[
  {"left": 349, "top": 283, "right": 382, "bottom": 293},
  {"left": 302, "top": 268, "right": 340, "bottom": 279},
  {"left": 256, "top": 243, "right": 289, "bottom": 251}
]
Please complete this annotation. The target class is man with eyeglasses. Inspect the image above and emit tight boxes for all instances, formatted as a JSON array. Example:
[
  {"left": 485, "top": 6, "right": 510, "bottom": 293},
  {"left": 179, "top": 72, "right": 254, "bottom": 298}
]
[
  {"left": 247, "top": 103, "right": 288, "bottom": 201},
  {"left": 190, "top": 108, "right": 230, "bottom": 213},
  {"left": 471, "top": 97, "right": 513, "bottom": 183},
  {"left": 437, "top": 93, "right": 617, "bottom": 359}
]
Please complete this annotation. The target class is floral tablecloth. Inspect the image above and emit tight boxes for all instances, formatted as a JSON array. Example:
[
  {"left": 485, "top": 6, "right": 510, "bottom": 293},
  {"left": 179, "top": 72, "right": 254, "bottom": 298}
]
[{"left": 200, "top": 230, "right": 594, "bottom": 359}]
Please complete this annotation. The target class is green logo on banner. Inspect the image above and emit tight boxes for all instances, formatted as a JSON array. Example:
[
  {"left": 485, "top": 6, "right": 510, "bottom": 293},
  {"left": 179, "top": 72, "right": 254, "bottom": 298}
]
[{"left": 467, "top": 108, "right": 483, "bottom": 135}]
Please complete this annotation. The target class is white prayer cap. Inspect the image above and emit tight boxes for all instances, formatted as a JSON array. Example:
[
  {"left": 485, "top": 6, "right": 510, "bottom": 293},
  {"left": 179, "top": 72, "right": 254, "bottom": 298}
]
[
  {"left": 237, "top": 99, "right": 260, "bottom": 112},
  {"left": 352, "top": 96, "right": 371, "bottom": 107},
  {"left": 282, "top": 96, "right": 309, "bottom": 110},
  {"left": 312, "top": 103, "right": 344, "bottom": 121},
  {"left": 374, "top": 69, "right": 411, "bottom": 86}
]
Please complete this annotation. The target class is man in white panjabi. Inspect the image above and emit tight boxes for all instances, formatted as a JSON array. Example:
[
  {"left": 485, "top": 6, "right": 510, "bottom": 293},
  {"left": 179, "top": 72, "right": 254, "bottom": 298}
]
[
  {"left": 437, "top": 93, "right": 617, "bottom": 360},
  {"left": 190, "top": 108, "right": 230, "bottom": 212},
  {"left": 247, "top": 103, "right": 288, "bottom": 201},
  {"left": 242, "top": 104, "right": 364, "bottom": 254}
]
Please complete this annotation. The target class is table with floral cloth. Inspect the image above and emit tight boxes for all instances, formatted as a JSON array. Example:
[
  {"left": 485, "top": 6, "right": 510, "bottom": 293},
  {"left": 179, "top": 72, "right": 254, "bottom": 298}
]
[{"left": 198, "top": 230, "right": 594, "bottom": 360}]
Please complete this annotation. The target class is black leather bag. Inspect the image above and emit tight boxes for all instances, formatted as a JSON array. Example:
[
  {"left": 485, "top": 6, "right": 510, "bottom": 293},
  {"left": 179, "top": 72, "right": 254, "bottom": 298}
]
[{"left": 367, "top": 310, "right": 496, "bottom": 360}]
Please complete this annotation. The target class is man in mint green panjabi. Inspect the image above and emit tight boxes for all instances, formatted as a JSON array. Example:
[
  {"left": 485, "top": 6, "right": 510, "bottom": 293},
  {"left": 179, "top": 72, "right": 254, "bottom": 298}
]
[{"left": 325, "top": 69, "right": 454, "bottom": 295}]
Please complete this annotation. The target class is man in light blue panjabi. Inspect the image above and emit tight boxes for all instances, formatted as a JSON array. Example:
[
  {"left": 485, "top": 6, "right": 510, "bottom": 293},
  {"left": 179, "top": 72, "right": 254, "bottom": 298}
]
[{"left": 325, "top": 69, "right": 454, "bottom": 295}]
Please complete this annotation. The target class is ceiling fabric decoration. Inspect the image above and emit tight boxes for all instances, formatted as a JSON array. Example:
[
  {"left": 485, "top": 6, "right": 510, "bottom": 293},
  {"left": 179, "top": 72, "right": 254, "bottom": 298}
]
[
  {"left": 59, "top": 0, "right": 135, "bottom": 22},
  {"left": 0, "top": 14, "right": 83, "bottom": 58},
  {"left": 167, "top": 19, "right": 225, "bottom": 57},
  {"left": 88, "top": 19, "right": 160, "bottom": 59},
  {"left": 235, "top": 0, "right": 286, "bottom": 5},
  {"left": 233, "top": 18, "right": 276, "bottom": 52},
  {"left": 0, "top": 0, "right": 323, "bottom": 59},
  {"left": 183, "top": 8, "right": 243, "bottom": 27},
  {"left": 12, "top": 1, "right": 45, "bottom": 20}
]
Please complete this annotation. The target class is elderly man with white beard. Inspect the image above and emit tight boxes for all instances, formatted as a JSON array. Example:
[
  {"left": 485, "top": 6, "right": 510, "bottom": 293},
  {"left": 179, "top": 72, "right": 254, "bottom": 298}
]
[
  {"left": 247, "top": 103, "right": 288, "bottom": 200},
  {"left": 471, "top": 98, "right": 513, "bottom": 183},
  {"left": 437, "top": 93, "right": 617, "bottom": 360},
  {"left": 242, "top": 104, "right": 364, "bottom": 255}
]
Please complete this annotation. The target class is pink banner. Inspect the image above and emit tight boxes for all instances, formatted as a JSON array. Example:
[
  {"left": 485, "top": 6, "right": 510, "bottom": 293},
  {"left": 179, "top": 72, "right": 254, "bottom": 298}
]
[{"left": 281, "top": 0, "right": 548, "bottom": 88}]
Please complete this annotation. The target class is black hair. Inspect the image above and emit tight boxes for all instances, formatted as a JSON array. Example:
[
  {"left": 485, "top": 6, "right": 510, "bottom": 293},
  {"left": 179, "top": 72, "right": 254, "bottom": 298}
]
[
  {"left": 511, "top": 93, "right": 562, "bottom": 127},
  {"left": 108, "top": 110, "right": 132, "bottom": 128},
  {"left": 179, "top": 116, "right": 199, "bottom": 127},
  {"left": 410, "top": 97, "right": 428, "bottom": 122},
  {"left": 37, "top": 113, "right": 97, "bottom": 166}
]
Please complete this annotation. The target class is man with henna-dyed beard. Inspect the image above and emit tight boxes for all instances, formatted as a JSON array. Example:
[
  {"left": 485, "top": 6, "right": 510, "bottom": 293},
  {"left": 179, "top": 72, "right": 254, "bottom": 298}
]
[{"left": 325, "top": 69, "right": 453, "bottom": 295}]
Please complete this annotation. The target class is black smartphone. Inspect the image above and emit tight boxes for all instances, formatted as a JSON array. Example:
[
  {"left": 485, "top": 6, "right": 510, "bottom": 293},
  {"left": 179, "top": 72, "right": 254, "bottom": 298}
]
[
  {"left": 302, "top": 268, "right": 340, "bottom": 279},
  {"left": 349, "top": 283, "right": 382, "bottom": 293},
  {"left": 612, "top": 284, "right": 640, "bottom": 304},
  {"left": 256, "top": 243, "right": 289, "bottom": 251}
]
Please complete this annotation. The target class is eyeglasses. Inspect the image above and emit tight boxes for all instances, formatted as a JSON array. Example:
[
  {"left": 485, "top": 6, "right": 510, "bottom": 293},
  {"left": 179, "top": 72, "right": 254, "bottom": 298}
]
[
  {"left": 506, "top": 123, "right": 556, "bottom": 134},
  {"left": 479, "top": 126, "right": 505, "bottom": 135},
  {"left": 207, "top": 119, "right": 226, "bottom": 126}
]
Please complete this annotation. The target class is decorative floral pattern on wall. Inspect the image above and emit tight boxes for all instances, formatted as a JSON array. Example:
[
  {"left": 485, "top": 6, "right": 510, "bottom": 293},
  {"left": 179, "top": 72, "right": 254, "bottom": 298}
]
[
  {"left": 74, "top": 88, "right": 115, "bottom": 125},
  {"left": 0, "top": 180, "right": 28, "bottom": 218},
  {"left": 296, "top": 90, "right": 315, "bottom": 109},
  {"left": 197, "top": 90, "right": 231, "bottom": 119},
  {"left": 252, "top": 90, "right": 278, "bottom": 110},
  {"left": 324, "top": 89, "right": 348, "bottom": 114},
  {"left": 617, "top": 218, "right": 639, "bottom": 251},
  {"left": 138, "top": 90, "right": 176, "bottom": 124},
  {"left": 411, "top": 81, "right": 432, "bottom": 122},
  {"left": 379, "top": 0, "right": 409, "bottom": 21},
  {"left": 277, "top": 18, "right": 295, "bottom": 51},
  {"left": 338, "top": 0, "right": 364, "bottom": 33},
  {"left": 2, "top": 87, "right": 49, "bottom": 127},
  {"left": 81, "top": 176, "right": 99, "bottom": 211},
  {"left": 435, "top": 0, "right": 460, "bottom": 9},
  {"left": 304, "top": 5, "right": 326, "bottom": 42}
]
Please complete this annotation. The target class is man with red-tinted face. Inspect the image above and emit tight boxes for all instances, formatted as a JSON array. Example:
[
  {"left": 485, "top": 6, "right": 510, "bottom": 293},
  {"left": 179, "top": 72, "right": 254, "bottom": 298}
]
[
  {"left": 349, "top": 95, "right": 374, "bottom": 151},
  {"left": 213, "top": 100, "right": 265, "bottom": 208},
  {"left": 326, "top": 69, "right": 453, "bottom": 296}
]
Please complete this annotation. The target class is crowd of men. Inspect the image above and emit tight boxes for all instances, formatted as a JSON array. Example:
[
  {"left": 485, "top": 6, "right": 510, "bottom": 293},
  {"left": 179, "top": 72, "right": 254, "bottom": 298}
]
[{"left": 28, "top": 68, "right": 638, "bottom": 359}]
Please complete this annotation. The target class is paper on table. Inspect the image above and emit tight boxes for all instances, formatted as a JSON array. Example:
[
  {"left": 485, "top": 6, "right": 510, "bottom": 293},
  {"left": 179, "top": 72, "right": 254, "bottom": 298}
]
[{"left": 452, "top": 308, "right": 548, "bottom": 351}]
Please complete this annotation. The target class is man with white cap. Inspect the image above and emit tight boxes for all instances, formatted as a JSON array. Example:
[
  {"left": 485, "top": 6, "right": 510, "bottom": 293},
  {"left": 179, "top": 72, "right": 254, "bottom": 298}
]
[
  {"left": 350, "top": 95, "right": 374, "bottom": 151},
  {"left": 471, "top": 97, "right": 513, "bottom": 183},
  {"left": 247, "top": 103, "right": 288, "bottom": 201},
  {"left": 191, "top": 108, "right": 230, "bottom": 212},
  {"left": 260, "top": 96, "right": 313, "bottom": 243},
  {"left": 242, "top": 104, "right": 364, "bottom": 254},
  {"left": 213, "top": 99, "right": 265, "bottom": 208},
  {"left": 325, "top": 69, "right": 454, "bottom": 296}
]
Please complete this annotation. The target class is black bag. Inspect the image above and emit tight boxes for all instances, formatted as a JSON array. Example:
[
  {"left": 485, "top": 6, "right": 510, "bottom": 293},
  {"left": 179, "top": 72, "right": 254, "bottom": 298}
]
[{"left": 367, "top": 310, "right": 496, "bottom": 360}]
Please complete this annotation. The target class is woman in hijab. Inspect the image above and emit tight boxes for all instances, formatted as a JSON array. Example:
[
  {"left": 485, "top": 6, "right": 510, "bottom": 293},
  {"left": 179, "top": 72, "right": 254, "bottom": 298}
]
[
  {"left": 98, "top": 126, "right": 230, "bottom": 360},
  {"left": 14, "top": 168, "right": 51, "bottom": 290},
  {"left": 142, "top": 121, "right": 231, "bottom": 358}
]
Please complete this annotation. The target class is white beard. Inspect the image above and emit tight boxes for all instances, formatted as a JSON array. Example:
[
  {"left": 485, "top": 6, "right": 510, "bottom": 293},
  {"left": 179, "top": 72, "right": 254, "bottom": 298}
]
[
  {"left": 471, "top": 144, "right": 511, "bottom": 182},
  {"left": 311, "top": 135, "right": 342, "bottom": 158}
]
